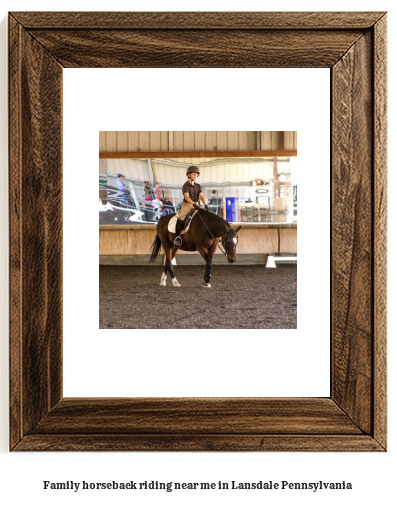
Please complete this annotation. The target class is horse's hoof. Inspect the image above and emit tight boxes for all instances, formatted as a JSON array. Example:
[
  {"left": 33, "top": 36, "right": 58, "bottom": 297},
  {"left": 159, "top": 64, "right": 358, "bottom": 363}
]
[
  {"left": 160, "top": 281, "right": 166, "bottom": 286},
  {"left": 172, "top": 279, "right": 181, "bottom": 287},
  {"left": 160, "top": 274, "right": 167, "bottom": 286},
  {"left": 203, "top": 283, "right": 211, "bottom": 288}
]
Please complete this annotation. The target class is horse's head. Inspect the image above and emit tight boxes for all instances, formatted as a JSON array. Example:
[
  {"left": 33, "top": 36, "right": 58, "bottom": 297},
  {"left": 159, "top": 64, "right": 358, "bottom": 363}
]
[{"left": 222, "top": 226, "right": 242, "bottom": 263}]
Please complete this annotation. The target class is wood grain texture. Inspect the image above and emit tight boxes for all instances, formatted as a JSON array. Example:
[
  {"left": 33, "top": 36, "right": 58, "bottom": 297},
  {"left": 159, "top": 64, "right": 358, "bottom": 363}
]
[
  {"left": 373, "top": 15, "right": 387, "bottom": 450},
  {"left": 9, "top": 15, "right": 64, "bottom": 448},
  {"left": 32, "top": 398, "right": 362, "bottom": 435},
  {"left": 11, "top": 11, "right": 386, "bottom": 29},
  {"left": 99, "top": 227, "right": 294, "bottom": 256},
  {"left": 13, "top": 434, "right": 383, "bottom": 452},
  {"left": 331, "top": 31, "right": 375, "bottom": 437},
  {"left": 9, "top": 15, "right": 23, "bottom": 450},
  {"left": 27, "top": 29, "right": 363, "bottom": 68},
  {"left": 15, "top": 398, "right": 383, "bottom": 451},
  {"left": 99, "top": 236, "right": 296, "bottom": 260},
  {"left": 9, "top": 11, "right": 387, "bottom": 452}
]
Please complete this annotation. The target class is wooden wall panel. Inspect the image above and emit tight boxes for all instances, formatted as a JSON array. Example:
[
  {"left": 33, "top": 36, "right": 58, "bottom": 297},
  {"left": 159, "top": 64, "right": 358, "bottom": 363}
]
[
  {"left": 106, "top": 131, "right": 117, "bottom": 151},
  {"left": 127, "top": 131, "right": 140, "bottom": 151},
  {"left": 99, "top": 131, "right": 297, "bottom": 153},
  {"left": 238, "top": 131, "right": 248, "bottom": 150},
  {"left": 116, "top": 131, "right": 128, "bottom": 151},
  {"left": 160, "top": 131, "right": 169, "bottom": 151},
  {"left": 238, "top": 228, "right": 279, "bottom": 254},
  {"left": 280, "top": 228, "right": 298, "bottom": 253},
  {"left": 99, "top": 131, "right": 106, "bottom": 151},
  {"left": 99, "top": 227, "right": 297, "bottom": 256},
  {"left": 173, "top": 131, "right": 184, "bottom": 151},
  {"left": 99, "top": 230, "right": 129, "bottom": 255},
  {"left": 261, "top": 131, "right": 280, "bottom": 150},
  {"left": 284, "top": 131, "right": 298, "bottom": 150},
  {"left": 149, "top": 131, "right": 161, "bottom": 151},
  {"left": 217, "top": 131, "right": 228, "bottom": 150},
  {"left": 205, "top": 131, "right": 217, "bottom": 151},
  {"left": 138, "top": 131, "right": 150, "bottom": 151},
  {"left": 247, "top": 131, "right": 257, "bottom": 150},
  {"left": 194, "top": 131, "right": 206, "bottom": 150},
  {"left": 227, "top": 131, "right": 239, "bottom": 150}
]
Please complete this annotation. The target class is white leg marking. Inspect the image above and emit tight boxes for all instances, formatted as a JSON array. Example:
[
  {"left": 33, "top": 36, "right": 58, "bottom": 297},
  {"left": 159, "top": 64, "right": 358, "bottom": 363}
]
[
  {"left": 203, "top": 282, "right": 211, "bottom": 288},
  {"left": 160, "top": 273, "right": 167, "bottom": 286},
  {"left": 172, "top": 278, "right": 181, "bottom": 287}
]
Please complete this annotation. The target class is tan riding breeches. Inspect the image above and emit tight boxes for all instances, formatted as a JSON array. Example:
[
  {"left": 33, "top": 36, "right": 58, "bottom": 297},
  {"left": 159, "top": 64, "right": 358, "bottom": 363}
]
[{"left": 176, "top": 202, "right": 195, "bottom": 220}]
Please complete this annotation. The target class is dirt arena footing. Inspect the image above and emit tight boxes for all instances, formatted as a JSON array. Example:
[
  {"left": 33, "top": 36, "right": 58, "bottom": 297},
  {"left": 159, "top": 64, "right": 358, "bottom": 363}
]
[{"left": 100, "top": 264, "right": 297, "bottom": 329}]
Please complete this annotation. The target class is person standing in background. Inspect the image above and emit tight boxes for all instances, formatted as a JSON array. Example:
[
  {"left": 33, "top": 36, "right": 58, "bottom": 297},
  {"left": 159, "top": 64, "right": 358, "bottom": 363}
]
[{"left": 116, "top": 173, "right": 131, "bottom": 206}]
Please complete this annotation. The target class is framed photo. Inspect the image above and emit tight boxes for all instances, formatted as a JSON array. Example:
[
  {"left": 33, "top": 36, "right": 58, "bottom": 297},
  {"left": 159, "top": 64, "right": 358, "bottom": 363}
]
[{"left": 9, "top": 11, "right": 387, "bottom": 451}]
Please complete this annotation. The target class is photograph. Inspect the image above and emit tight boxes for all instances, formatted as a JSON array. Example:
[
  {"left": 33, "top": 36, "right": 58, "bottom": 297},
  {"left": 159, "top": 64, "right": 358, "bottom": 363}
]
[{"left": 99, "top": 131, "right": 298, "bottom": 329}]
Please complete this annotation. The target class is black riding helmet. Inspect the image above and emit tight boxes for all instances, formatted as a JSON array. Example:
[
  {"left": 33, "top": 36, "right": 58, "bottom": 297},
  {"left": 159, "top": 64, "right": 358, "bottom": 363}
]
[{"left": 186, "top": 166, "right": 200, "bottom": 177}]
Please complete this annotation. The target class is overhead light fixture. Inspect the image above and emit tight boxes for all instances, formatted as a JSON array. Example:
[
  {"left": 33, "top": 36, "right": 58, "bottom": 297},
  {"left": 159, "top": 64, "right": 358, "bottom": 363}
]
[{"left": 278, "top": 174, "right": 287, "bottom": 182}]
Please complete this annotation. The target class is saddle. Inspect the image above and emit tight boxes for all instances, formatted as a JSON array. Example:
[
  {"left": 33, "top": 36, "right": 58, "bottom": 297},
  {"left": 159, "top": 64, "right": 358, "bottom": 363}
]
[{"left": 168, "top": 210, "right": 198, "bottom": 234}]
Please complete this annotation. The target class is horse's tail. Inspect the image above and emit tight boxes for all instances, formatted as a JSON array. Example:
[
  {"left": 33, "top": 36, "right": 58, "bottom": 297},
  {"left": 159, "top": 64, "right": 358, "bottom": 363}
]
[{"left": 149, "top": 234, "right": 161, "bottom": 263}]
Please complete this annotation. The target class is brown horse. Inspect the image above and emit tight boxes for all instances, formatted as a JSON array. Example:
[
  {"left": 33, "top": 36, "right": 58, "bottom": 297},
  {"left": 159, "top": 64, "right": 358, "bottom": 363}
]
[{"left": 149, "top": 209, "right": 241, "bottom": 288}]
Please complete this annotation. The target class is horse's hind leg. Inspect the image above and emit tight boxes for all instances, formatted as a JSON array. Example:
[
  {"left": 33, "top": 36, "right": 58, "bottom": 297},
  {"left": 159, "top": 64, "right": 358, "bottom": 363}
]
[
  {"left": 159, "top": 246, "right": 169, "bottom": 286},
  {"left": 169, "top": 249, "right": 181, "bottom": 287},
  {"left": 163, "top": 246, "right": 180, "bottom": 287},
  {"left": 160, "top": 265, "right": 167, "bottom": 286}
]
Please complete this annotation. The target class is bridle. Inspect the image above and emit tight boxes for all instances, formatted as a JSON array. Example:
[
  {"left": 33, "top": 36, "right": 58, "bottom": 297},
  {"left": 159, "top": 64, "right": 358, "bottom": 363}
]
[{"left": 196, "top": 211, "right": 238, "bottom": 258}]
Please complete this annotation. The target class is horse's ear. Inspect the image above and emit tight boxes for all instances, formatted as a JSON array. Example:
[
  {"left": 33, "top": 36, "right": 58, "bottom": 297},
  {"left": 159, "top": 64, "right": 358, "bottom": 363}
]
[{"left": 235, "top": 226, "right": 242, "bottom": 233}]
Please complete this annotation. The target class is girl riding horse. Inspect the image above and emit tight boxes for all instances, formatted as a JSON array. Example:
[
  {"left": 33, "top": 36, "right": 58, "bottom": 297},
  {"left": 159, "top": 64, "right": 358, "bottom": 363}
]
[{"left": 150, "top": 207, "right": 241, "bottom": 288}]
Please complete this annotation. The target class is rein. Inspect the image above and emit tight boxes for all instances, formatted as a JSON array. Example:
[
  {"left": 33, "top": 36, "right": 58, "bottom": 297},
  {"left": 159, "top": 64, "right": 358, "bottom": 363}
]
[{"left": 196, "top": 211, "right": 228, "bottom": 258}]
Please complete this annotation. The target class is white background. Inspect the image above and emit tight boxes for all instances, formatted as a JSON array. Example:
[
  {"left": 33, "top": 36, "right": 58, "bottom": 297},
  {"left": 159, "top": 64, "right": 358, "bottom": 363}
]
[
  {"left": 0, "top": 1, "right": 395, "bottom": 507},
  {"left": 63, "top": 67, "right": 330, "bottom": 398}
]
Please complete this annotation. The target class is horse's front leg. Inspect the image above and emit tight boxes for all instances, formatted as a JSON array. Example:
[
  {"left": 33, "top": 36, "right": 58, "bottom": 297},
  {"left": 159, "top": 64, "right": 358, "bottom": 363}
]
[
  {"left": 204, "top": 259, "right": 212, "bottom": 288},
  {"left": 160, "top": 268, "right": 167, "bottom": 286},
  {"left": 198, "top": 243, "right": 217, "bottom": 288}
]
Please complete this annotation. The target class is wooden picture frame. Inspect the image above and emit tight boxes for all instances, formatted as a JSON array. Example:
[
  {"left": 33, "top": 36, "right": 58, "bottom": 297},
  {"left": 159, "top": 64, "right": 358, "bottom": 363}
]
[{"left": 9, "top": 12, "right": 387, "bottom": 451}]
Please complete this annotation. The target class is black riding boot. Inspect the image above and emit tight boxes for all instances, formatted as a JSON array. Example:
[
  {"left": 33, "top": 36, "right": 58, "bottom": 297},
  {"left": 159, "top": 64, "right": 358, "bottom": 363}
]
[{"left": 174, "top": 218, "right": 184, "bottom": 245}]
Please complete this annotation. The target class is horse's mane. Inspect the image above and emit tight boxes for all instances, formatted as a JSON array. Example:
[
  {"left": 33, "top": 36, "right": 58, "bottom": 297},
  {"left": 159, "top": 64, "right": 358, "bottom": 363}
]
[{"left": 199, "top": 209, "right": 231, "bottom": 229}]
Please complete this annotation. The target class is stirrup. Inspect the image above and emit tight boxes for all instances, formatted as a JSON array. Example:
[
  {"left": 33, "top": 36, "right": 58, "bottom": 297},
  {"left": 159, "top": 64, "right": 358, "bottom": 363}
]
[{"left": 174, "top": 236, "right": 182, "bottom": 246}]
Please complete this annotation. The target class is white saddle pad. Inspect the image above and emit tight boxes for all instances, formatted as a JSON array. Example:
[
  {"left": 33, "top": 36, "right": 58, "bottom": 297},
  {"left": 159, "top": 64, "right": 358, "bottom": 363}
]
[
  {"left": 168, "top": 211, "right": 197, "bottom": 234},
  {"left": 168, "top": 215, "right": 178, "bottom": 233}
]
